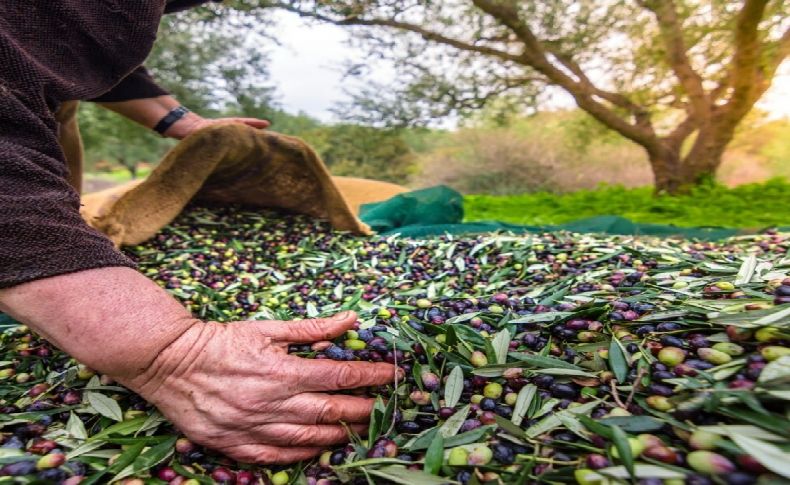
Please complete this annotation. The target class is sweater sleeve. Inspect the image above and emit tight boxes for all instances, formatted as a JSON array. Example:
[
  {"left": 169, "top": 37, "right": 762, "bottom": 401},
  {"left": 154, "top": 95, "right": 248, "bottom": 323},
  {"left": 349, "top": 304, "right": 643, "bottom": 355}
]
[
  {"left": 0, "top": 90, "right": 136, "bottom": 289},
  {"left": 88, "top": 66, "right": 169, "bottom": 103}
]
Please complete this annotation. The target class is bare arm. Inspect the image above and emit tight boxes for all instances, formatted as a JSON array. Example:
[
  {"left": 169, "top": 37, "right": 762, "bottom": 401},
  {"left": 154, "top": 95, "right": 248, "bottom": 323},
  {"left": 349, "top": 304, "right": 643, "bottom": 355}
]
[
  {"left": 99, "top": 95, "right": 270, "bottom": 140},
  {"left": 0, "top": 267, "right": 397, "bottom": 463}
]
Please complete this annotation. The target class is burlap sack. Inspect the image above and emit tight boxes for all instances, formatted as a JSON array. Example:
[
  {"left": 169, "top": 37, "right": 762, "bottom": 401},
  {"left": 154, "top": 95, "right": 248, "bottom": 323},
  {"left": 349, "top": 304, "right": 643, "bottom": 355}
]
[{"left": 80, "top": 123, "right": 408, "bottom": 246}]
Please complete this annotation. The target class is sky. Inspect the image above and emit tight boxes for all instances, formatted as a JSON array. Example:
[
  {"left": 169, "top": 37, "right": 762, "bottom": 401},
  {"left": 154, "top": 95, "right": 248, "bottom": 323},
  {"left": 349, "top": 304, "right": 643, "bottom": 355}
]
[{"left": 267, "top": 11, "right": 790, "bottom": 123}]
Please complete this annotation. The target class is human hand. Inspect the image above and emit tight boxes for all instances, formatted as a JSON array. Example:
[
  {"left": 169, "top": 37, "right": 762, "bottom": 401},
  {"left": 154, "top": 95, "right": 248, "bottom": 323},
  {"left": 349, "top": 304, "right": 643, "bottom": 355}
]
[
  {"left": 121, "top": 311, "right": 398, "bottom": 464},
  {"left": 165, "top": 113, "right": 270, "bottom": 140}
]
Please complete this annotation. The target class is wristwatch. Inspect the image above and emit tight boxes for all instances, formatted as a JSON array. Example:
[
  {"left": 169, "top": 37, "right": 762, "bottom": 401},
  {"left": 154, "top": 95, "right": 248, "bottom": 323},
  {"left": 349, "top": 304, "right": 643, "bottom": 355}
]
[{"left": 153, "top": 106, "right": 191, "bottom": 136}]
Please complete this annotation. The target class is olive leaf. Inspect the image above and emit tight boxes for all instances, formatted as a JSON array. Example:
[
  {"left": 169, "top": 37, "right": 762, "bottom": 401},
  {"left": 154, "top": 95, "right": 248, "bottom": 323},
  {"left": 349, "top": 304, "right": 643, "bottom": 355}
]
[
  {"left": 512, "top": 384, "right": 537, "bottom": 427},
  {"left": 438, "top": 404, "right": 470, "bottom": 438},
  {"left": 492, "top": 329, "right": 511, "bottom": 365},
  {"left": 593, "top": 464, "right": 684, "bottom": 479},
  {"left": 598, "top": 416, "right": 664, "bottom": 433},
  {"left": 610, "top": 425, "right": 635, "bottom": 478},
  {"left": 367, "top": 465, "right": 454, "bottom": 485},
  {"left": 81, "top": 441, "right": 145, "bottom": 485},
  {"left": 66, "top": 412, "right": 87, "bottom": 441},
  {"left": 113, "top": 436, "right": 178, "bottom": 481},
  {"left": 85, "top": 391, "right": 123, "bottom": 422},
  {"left": 728, "top": 434, "right": 790, "bottom": 478},
  {"left": 608, "top": 338, "right": 628, "bottom": 383},
  {"left": 88, "top": 416, "right": 149, "bottom": 442},
  {"left": 444, "top": 366, "right": 464, "bottom": 409},
  {"left": 423, "top": 433, "right": 444, "bottom": 475},
  {"left": 758, "top": 355, "right": 790, "bottom": 385},
  {"left": 526, "top": 400, "right": 598, "bottom": 438},
  {"left": 508, "top": 353, "right": 583, "bottom": 370},
  {"left": 734, "top": 254, "right": 758, "bottom": 285}
]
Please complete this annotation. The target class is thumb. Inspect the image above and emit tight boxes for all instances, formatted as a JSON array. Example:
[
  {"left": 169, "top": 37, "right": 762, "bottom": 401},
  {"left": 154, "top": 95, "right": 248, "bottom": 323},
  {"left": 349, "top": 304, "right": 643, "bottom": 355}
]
[{"left": 252, "top": 311, "right": 357, "bottom": 343}]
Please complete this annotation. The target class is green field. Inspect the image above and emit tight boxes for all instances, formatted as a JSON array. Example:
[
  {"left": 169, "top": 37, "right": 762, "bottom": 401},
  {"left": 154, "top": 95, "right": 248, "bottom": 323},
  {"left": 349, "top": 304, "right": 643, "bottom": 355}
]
[{"left": 464, "top": 179, "right": 790, "bottom": 229}]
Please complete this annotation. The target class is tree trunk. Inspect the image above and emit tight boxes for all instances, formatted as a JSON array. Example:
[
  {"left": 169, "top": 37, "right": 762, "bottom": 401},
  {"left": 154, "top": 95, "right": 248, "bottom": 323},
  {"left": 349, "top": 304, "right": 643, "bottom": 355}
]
[
  {"left": 647, "top": 145, "right": 684, "bottom": 194},
  {"left": 679, "top": 124, "right": 733, "bottom": 188},
  {"left": 118, "top": 157, "right": 138, "bottom": 180}
]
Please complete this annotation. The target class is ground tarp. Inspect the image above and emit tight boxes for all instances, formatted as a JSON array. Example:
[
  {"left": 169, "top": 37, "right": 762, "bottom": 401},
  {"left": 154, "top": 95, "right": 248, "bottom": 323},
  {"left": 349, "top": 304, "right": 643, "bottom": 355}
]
[{"left": 359, "top": 185, "right": 747, "bottom": 240}]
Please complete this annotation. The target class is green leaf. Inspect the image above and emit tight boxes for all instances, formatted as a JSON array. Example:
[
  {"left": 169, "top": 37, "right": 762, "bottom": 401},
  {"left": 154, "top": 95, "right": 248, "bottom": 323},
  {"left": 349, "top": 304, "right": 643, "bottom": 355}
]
[
  {"left": 113, "top": 435, "right": 177, "bottom": 481},
  {"left": 423, "top": 433, "right": 444, "bottom": 475},
  {"left": 579, "top": 415, "right": 613, "bottom": 439},
  {"left": 508, "top": 352, "right": 583, "bottom": 370},
  {"left": 88, "top": 416, "right": 148, "bottom": 442},
  {"left": 444, "top": 366, "right": 464, "bottom": 409},
  {"left": 698, "top": 425, "right": 785, "bottom": 442},
  {"left": 734, "top": 254, "right": 757, "bottom": 285},
  {"left": 492, "top": 329, "right": 511, "bottom": 365},
  {"left": 66, "top": 440, "right": 107, "bottom": 460},
  {"left": 599, "top": 416, "right": 665, "bottom": 433},
  {"left": 593, "top": 464, "right": 685, "bottom": 479},
  {"left": 710, "top": 304, "right": 790, "bottom": 328},
  {"left": 610, "top": 425, "right": 635, "bottom": 478},
  {"left": 367, "top": 465, "right": 454, "bottom": 485},
  {"left": 444, "top": 426, "right": 495, "bottom": 448},
  {"left": 494, "top": 415, "right": 527, "bottom": 439},
  {"left": 446, "top": 312, "right": 481, "bottom": 324},
  {"left": 728, "top": 434, "right": 790, "bottom": 478},
  {"left": 86, "top": 392, "right": 123, "bottom": 422},
  {"left": 526, "top": 400, "right": 599, "bottom": 438},
  {"left": 508, "top": 312, "right": 572, "bottom": 324},
  {"left": 368, "top": 397, "right": 386, "bottom": 445},
  {"left": 759, "top": 355, "right": 790, "bottom": 385},
  {"left": 512, "top": 384, "right": 537, "bottom": 427},
  {"left": 438, "top": 404, "right": 470, "bottom": 438},
  {"left": 81, "top": 441, "right": 145, "bottom": 485},
  {"left": 608, "top": 338, "right": 628, "bottom": 383},
  {"left": 532, "top": 368, "right": 597, "bottom": 377},
  {"left": 404, "top": 427, "right": 439, "bottom": 451},
  {"left": 66, "top": 412, "right": 88, "bottom": 440},
  {"left": 135, "top": 411, "right": 166, "bottom": 437}
]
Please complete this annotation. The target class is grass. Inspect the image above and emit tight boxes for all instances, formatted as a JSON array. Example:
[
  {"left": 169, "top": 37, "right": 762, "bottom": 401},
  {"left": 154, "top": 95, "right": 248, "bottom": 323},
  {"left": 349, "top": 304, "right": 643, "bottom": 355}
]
[{"left": 463, "top": 178, "right": 790, "bottom": 229}]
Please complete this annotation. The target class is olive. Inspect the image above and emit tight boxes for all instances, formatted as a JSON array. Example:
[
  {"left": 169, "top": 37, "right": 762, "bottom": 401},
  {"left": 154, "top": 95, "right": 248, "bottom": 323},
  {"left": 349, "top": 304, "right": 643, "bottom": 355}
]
[{"left": 550, "top": 383, "right": 578, "bottom": 399}]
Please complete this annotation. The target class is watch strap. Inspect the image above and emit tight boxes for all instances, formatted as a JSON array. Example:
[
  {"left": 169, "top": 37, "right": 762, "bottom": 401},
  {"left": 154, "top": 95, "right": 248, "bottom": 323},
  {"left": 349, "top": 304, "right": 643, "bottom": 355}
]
[{"left": 153, "top": 106, "right": 190, "bottom": 136}]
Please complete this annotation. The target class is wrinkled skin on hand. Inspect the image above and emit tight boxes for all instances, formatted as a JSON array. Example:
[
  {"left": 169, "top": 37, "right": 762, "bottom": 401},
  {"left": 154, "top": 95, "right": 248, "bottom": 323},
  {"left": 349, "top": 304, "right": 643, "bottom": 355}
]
[{"left": 121, "top": 311, "right": 398, "bottom": 464}]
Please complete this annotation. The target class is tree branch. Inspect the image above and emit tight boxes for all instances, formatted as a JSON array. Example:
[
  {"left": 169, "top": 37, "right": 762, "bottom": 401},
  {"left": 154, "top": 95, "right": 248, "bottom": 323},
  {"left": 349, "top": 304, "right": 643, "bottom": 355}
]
[
  {"left": 267, "top": 2, "right": 525, "bottom": 65},
  {"left": 471, "top": 0, "right": 657, "bottom": 147},
  {"left": 637, "top": 0, "right": 708, "bottom": 120},
  {"left": 546, "top": 48, "right": 645, "bottom": 115},
  {"left": 721, "top": 0, "right": 771, "bottom": 119}
]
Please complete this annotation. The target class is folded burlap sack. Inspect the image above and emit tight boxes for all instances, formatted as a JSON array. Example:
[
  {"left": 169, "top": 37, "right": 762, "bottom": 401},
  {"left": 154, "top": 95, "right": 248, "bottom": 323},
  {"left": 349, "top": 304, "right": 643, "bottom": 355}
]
[{"left": 80, "top": 123, "right": 408, "bottom": 246}]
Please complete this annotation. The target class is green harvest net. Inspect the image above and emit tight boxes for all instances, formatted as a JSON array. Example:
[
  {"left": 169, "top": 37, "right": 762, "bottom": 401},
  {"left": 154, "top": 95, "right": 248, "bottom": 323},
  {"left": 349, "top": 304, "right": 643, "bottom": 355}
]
[{"left": 358, "top": 185, "right": 753, "bottom": 240}]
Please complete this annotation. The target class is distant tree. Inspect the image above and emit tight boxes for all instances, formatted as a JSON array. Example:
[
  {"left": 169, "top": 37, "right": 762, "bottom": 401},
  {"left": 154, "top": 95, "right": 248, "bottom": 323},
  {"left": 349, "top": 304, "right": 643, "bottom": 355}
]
[
  {"left": 263, "top": 0, "right": 789, "bottom": 193},
  {"left": 319, "top": 124, "right": 416, "bottom": 182},
  {"left": 80, "top": 5, "right": 277, "bottom": 170}
]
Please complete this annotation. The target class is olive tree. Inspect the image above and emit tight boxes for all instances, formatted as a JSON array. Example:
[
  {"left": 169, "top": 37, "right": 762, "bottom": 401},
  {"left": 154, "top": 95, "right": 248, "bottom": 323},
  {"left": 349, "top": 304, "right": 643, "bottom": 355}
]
[{"left": 260, "top": 0, "right": 789, "bottom": 193}]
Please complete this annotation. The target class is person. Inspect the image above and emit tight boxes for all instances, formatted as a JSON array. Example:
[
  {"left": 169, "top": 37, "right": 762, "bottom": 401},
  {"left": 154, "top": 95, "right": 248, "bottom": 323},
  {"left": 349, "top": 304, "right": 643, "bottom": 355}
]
[{"left": 0, "top": 0, "right": 398, "bottom": 464}]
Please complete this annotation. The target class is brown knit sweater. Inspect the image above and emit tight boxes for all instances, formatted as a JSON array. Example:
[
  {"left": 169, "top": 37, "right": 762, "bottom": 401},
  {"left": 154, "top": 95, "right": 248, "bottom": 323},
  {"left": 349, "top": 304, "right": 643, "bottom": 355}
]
[{"left": 0, "top": 0, "right": 215, "bottom": 288}]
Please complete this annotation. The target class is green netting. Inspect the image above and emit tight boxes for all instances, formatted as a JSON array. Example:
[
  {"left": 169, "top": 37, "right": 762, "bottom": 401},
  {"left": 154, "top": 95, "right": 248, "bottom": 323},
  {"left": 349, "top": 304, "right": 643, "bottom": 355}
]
[{"left": 359, "top": 185, "right": 747, "bottom": 240}]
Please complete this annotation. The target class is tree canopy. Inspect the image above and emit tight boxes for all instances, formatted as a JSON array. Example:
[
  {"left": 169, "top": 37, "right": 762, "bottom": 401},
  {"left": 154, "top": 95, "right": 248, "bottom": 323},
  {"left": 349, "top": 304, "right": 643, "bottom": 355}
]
[{"left": 261, "top": 0, "right": 789, "bottom": 192}]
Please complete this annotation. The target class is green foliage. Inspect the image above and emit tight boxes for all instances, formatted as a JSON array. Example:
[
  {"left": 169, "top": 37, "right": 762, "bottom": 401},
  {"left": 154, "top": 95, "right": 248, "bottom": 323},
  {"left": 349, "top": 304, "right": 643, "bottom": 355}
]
[
  {"left": 79, "top": 104, "right": 174, "bottom": 176},
  {"left": 315, "top": 124, "right": 416, "bottom": 182},
  {"left": 81, "top": 6, "right": 275, "bottom": 173},
  {"left": 464, "top": 179, "right": 790, "bottom": 229}
]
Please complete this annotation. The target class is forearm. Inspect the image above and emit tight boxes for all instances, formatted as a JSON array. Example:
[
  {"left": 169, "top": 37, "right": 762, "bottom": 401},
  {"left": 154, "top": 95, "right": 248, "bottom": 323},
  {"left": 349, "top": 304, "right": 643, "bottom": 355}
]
[
  {"left": 99, "top": 95, "right": 203, "bottom": 140},
  {"left": 0, "top": 267, "right": 197, "bottom": 380}
]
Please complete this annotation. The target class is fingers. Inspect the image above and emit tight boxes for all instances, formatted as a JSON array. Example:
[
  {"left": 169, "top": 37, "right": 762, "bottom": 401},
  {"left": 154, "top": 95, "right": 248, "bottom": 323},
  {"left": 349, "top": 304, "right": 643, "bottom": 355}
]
[
  {"left": 280, "top": 393, "right": 379, "bottom": 424},
  {"left": 235, "top": 117, "right": 270, "bottom": 129},
  {"left": 251, "top": 423, "right": 366, "bottom": 447},
  {"left": 220, "top": 444, "right": 324, "bottom": 464},
  {"left": 252, "top": 311, "right": 357, "bottom": 343},
  {"left": 294, "top": 358, "right": 399, "bottom": 392}
]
